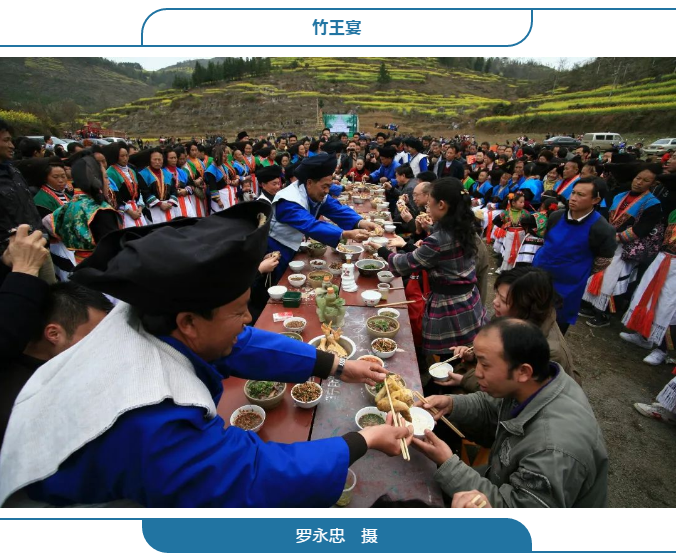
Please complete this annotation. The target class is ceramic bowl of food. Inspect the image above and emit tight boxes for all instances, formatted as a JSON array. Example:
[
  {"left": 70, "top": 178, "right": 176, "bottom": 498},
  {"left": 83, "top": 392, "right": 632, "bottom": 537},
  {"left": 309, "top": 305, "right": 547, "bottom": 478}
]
[
  {"left": 283, "top": 316, "right": 307, "bottom": 333},
  {"left": 384, "top": 224, "right": 396, "bottom": 233},
  {"left": 356, "top": 354, "right": 385, "bottom": 368},
  {"left": 230, "top": 404, "right": 266, "bottom": 433},
  {"left": 336, "top": 244, "right": 364, "bottom": 261},
  {"left": 366, "top": 316, "right": 400, "bottom": 339},
  {"left": 361, "top": 289, "right": 382, "bottom": 307},
  {"left": 328, "top": 261, "right": 344, "bottom": 276},
  {"left": 307, "top": 242, "right": 328, "bottom": 258},
  {"left": 377, "top": 307, "right": 400, "bottom": 319},
  {"left": 268, "top": 285, "right": 287, "bottom": 300},
  {"left": 409, "top": 406, "right": 436, "bottom": 438},
  {"left": 289, "top": 260, "right": 306, "bottom": 273},
  {"left": 308, "top": 335, "right": 357, "bottom": 359},
  {"left": 244, "top": 381, "right": 287, "bottom": 409},
  {"left": 373, "top": 218, "right": 387, "bottom": 227},
  {"left": 370, "top": 236, "right": 389, "bottom": 248},
  {"left": 376, "top": 202, "right": 389, "bottom": 211},
  {"left": 280, "top": 331, "right": 303, "bottom": 342},
  {"left": 355, "top": 258, "right": 386, "bottom": 277},
  {"left": 355, "top": 406, "right": 388, "bottom": 430},
  {"left": 309, "top": 259, "right": 327, "bottom": 270},
  {"left": 307, "top": 270, "right": 333, "bottom": 289},
  {"left": 291, "top": 381, "right": 324, "bottom": 409},
  {"left": 371, "top": 337, "right": 398, "bottom": 359},
  {"left": 377, "top": 271, "right": 395, "bottom": 284},
  {"left": 429, "top": 362, "right": 454, "bottom": 383},
  {"left": 352, "top": 195, "right": 365, "bottom": 205},
  {"left": 288, "top": 274, "right": 307, "bottom": 288}
]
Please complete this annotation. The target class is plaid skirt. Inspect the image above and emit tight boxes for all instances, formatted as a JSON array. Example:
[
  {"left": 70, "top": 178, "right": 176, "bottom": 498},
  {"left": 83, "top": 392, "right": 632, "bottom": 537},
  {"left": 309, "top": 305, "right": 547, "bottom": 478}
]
[{"left": 422, "top": 287, "right": 487, "bottom": 356}]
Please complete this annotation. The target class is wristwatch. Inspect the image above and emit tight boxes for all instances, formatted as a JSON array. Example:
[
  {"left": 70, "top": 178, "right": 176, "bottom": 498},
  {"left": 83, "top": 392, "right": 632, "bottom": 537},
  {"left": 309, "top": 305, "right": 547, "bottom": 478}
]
[{"left": 335, "top": 357, "right": 347, "bottom": 380}]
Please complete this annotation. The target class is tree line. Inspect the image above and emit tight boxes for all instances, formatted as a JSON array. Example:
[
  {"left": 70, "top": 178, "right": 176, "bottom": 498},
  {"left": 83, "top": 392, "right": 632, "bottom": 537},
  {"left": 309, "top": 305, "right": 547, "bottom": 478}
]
[{"left": 172, "top": 58, "right": 273, "bottom": 89}]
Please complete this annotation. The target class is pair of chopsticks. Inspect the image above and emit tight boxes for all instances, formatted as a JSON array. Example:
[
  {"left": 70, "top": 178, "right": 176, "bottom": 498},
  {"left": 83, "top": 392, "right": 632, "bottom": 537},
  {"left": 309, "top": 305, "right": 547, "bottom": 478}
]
[
  {"left": 412, "top": 390, "right": 465, "bottom": 439},
  {"left": 429, "top": 347, "right": 474, "bottom": 371},
  {"left": 375, "top": 300, "right": 416, "bottom": 308},
  {"left": 384, "top": 378, "right": 410, "bottom": 461},
  {"left": 471, "top": 494, "right": 487, "bottom": 508}
]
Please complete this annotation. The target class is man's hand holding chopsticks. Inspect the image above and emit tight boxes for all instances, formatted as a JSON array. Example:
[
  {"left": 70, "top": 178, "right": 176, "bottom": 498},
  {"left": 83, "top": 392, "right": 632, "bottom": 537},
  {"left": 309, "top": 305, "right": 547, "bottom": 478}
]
[
  {"left": 414, "top": 394, "right": 453, "bottom": 420},
  {"left": 358, "top": 412, "right": 413, "bottom": 457},
  {"left": 451, "top": 490, "right": 491, "bottom": 509},
  {"left": 338, "top": 359, "right": 388, "bottom": 386}
]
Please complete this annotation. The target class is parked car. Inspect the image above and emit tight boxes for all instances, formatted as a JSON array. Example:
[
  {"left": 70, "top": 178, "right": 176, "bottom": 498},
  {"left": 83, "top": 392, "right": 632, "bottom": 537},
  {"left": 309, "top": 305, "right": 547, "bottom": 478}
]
[
  {"left": 542, "top": 136, "right": 581, "bottom": 148},
  {"left": 581, "top": 132, "right": 624, "bottom": 150},
  {"left": 644, "top": 138, "right": 676, "bottom": 156},
  {"left": 26, "top": 136, "right": 69, "bottom": 148},
  {"left": 103, "top": 137, "right": 128, "bottom": 143}
]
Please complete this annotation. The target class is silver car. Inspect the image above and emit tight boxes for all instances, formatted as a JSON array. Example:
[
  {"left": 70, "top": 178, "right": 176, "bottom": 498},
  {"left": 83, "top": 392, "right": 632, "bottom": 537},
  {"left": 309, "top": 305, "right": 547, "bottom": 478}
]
[{"left": 644, "top": 138, "right": 676, "bottom": 156}]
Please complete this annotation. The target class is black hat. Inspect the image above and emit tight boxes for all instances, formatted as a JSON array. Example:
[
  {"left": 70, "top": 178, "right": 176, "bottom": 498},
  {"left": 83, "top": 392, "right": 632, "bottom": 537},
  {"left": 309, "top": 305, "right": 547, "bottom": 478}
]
[
  {"left": 378, "top": 146, "right": 397, "bottom": 159},
  {"left": 102, "top": 141, "right": 126, "bottom": 167},
  {"left": 15, "top": 156, "right": 62, "bottom": 190},
  {"left": 404, "top": 138, "right": 423, "bottom": 152},
  {"left": 255, "top": 164, "right": 282, "bottom": 184},
  {"left": 322, "top": 141, "right": 345, "bottom": 155},
  {"left": 128, "top": 149, "right": 153, "bottom": 171},
  {"left": 237, "top": 131, "right": 249, "bottom": 141},
  {"left": 294, "top": 152, "right": 336, "bottom": 182},
  {"left": 72, "top": 201, "right": 273, "bottom": 315}
]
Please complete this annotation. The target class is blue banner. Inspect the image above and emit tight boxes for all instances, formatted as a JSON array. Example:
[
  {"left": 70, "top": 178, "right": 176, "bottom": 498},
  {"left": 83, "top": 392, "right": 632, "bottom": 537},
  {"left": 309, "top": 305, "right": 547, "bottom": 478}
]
[{"left": 142, "top": 518, "right": 532, "bottom": 553}]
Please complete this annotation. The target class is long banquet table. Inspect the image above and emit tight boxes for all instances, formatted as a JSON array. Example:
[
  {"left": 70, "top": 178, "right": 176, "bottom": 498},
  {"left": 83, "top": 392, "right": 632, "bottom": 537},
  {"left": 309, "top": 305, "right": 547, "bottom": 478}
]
[{"left": 216, "top": 195, "right": 443, "bottom": 507}]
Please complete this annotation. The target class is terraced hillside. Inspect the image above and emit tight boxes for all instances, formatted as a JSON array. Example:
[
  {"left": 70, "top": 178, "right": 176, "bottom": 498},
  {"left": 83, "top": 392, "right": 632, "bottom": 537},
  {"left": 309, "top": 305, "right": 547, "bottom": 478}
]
[
  {"left": 477, "top": 74, "right": 676, "bottom": 133},
  {"left": 89, "top": 57, "right": 528, "bottom": 137}
]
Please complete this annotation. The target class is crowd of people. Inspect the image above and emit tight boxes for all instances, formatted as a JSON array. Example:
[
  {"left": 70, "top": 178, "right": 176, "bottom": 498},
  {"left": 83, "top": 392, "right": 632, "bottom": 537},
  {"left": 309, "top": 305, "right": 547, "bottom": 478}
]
[{"left": 0, "top": 116, "right": 674, "bottom": 509}]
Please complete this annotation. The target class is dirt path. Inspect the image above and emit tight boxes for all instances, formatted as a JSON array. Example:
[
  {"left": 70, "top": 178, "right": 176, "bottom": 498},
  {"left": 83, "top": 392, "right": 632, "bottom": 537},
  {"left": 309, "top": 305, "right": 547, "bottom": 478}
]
[{"left": 482, "top": 246, "right": 676, "bottom": 508}]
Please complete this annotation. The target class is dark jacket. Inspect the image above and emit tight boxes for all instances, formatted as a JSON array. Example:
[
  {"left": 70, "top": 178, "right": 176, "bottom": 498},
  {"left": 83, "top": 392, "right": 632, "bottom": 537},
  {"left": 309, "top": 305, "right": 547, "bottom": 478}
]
[{"left": 0, "top": 162, "right": 43, "bottom": 253}]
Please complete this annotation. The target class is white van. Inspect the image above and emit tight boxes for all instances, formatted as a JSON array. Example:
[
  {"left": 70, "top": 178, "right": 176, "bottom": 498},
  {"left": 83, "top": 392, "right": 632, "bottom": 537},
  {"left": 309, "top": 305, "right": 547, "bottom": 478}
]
[{"left": 582, "top": 132, "right": 624, "bottom": 149}]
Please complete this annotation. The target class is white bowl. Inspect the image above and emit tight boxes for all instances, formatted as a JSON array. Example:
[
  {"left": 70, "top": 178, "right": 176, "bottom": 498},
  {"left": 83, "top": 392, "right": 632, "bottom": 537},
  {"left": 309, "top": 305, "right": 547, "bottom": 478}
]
[
  {"left": 371, "top": 337, "right": 397, "bottom": 359},
  {"left": 283, "top": 316, "right": 307, "bottom": 333},
  {"left": 289, "top": 260, "right": 306, "bottom": 272},
  {"left": 230, "top": 404, "right": 266, "bottom": 433},
  {"left": 291, "top": 381, "right": 324, "bottom": 409},
  {"left": 309, "top": 259, "right": 327, "bottom": 270},
  {"left": 355, "top": 406, "right": 388, "bottom": 430},
  {"left": 352, "top": 196, "right": 365, "bottom": 204},
  {"left": 377, "top": 271, "right": 395, "bottom": 284},
  {"left": 337, "top": 244, "right": 364, "bottom": 260},
  {"left": 370, "top": 236, "right": 389, "bottom": 248},
  {"left": 268, "top": 285, "right": 287, "bottom": 300},
  {"left": 288, "top": 273, "right": 307, "bottom": 288},
  {"left": 429, "top": 362, "right": 454, "bottom": 382},
  {"left": 361, "top": 290, "right": 382, "bottom": 307},
  {"left": 384, "top": 224, "right": 396, "bottom": 233},
  {"left": 308, "top": 335, "right": 357, "bottom": 359},
  {"left": 376, "top": 202, "right": 389, "bottom": 210},
  {"left": 409, "top": 406, "right": 435, "bottom": 438},
  {"left": 356, "top": 354, "right": 385, "bottom": 368},
  {"left": 378, "top": 307, "right": 400, "bottom": 319}
]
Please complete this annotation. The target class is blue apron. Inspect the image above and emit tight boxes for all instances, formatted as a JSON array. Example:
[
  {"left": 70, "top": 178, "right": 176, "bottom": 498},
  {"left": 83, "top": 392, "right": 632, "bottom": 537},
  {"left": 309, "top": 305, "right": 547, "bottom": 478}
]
[{"left": 533, "top": 211, "right": 601, "bottom": 325}]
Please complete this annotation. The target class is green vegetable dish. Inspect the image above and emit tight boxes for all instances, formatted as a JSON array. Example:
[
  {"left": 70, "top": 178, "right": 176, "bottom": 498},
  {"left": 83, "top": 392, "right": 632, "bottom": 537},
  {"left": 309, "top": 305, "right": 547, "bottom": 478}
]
[
  {"left": 361, "top": 264, "right": 379, "bottom": 270},
  {"left": 359, "top": 413, "right": 385, "bottom": 427},
  {"left": 247, "top": 381, "right": 285, "bottom": 400},
  {"left": 368, "top": 319, "right": 397, "bottom": 333}
]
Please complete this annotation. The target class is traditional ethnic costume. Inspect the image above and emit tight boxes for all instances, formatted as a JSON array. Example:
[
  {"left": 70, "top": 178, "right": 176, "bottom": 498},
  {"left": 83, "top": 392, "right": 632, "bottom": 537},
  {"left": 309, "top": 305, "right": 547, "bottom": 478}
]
[
  {"left": 165, "top": 165, "right": 197, "bottom": 219},
  {"left": 33, "top": 185, "right": 72, "bottom": 214},
  {"left": 583, "top": 190, "right": 662, "bottom": 312},
  {"left": 243, "top": 154, "right": 259, "bottom": 196},
  {"left": 182, "top": 157, "right": 209, "bottom": 217},
  {"left": 138, "top": 167, "right": 180, "bottom": 224},
  {"left": 106, "top": 164, "right": 148, "bottom": 228},
  {"left": 0, "top": 202, "right": 366, "bottom": 508},
  {"left": 515, "top": 211, "right": 549, "bottom": 266},
  {"left": 493, "top": 206, "right": 530, "bottom": 272},
  {"left": 33, "top": 184, "right": 76, "bottom": 279},
  {"left": 622, "top": 210, "right": 676, "bottom": 344},
  {"left": 553, "top": 174, "right": 580, "bottom": 200},
  {"left": 267, "top": 153, "right": 363, "bottom": 282},
  {"left": 205, "top": 161, "right": 239, "bottom": 213}
]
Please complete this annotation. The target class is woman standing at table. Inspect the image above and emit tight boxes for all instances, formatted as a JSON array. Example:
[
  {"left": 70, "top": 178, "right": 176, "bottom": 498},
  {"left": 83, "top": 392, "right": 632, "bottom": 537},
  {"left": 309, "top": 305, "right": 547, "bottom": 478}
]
[{"left": 373, "top": 177, "right": 486, "bottom": 362}]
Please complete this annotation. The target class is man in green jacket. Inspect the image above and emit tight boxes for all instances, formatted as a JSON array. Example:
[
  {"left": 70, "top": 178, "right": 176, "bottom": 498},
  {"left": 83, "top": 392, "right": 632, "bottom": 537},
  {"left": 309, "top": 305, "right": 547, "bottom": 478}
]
[{"left": 415, "top": 318, "right": 608, "bottom": 508}]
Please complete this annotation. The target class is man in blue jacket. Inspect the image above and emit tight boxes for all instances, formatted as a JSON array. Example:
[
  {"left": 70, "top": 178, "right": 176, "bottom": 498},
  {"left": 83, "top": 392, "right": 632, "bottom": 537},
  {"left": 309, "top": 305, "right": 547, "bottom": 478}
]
[{"left": 0, "top": 201, "right": 409, "bottom": 508}]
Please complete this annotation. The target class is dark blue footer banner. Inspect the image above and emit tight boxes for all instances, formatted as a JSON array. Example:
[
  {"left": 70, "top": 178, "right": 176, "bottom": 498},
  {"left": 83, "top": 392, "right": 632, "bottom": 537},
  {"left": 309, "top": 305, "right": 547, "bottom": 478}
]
[{"left": 142, "top": 518, "right": 532, "bottom": 553}]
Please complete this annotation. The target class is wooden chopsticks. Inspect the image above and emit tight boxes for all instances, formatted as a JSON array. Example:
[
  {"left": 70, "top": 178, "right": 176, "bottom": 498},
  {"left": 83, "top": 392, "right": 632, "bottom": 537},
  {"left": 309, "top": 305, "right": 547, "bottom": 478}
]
[
  {"left": 375, "top": 300, "right": 416, "bottom": 308},
  {"left": 430, "top": 346, "right": 474, "bottom": 370},
  {"left": 412, "top": 390, "right": 465, "bottom": 439},
  {"left": 471, "top": 494, "right": 487, "bottom": 508},
  {"left": 384, "top": 378, "right": 410, "bottom": 461}
]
